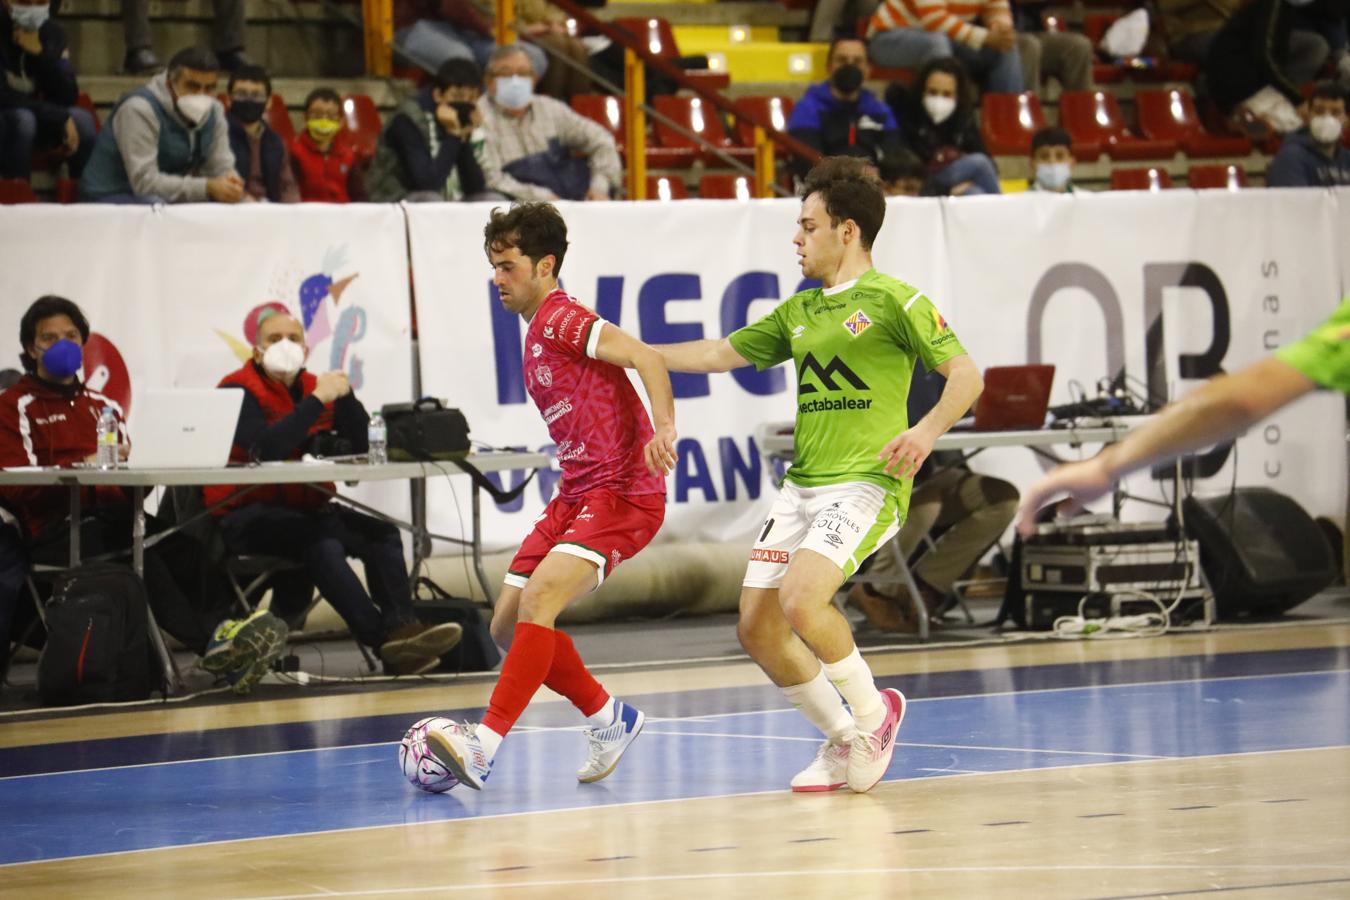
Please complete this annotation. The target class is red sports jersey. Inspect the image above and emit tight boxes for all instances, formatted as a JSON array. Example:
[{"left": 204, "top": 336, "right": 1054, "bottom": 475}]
[{"left": 524, "top": 289, "right": 665, "bottom": 501}]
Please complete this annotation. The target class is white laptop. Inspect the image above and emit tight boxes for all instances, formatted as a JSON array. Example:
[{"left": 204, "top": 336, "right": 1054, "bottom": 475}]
[{"left": 126, "top": 389, "right": 244, "bottom": 469}]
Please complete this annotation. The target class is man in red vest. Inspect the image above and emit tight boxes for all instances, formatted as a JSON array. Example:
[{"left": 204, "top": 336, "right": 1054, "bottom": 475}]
[{"left": 208, "top": 309, "right": 462, "bottom": 675}]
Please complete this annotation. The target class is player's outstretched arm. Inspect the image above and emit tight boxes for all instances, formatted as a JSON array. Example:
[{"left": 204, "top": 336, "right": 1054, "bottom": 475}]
[
  {"left": 593, "top": 323, "right": 679, "bottom": 476},
  {"left": 879, "top": 354, "right": 983, "bottom": 479},
  {"left": 655, "top": 338, "right": 750, "bottom": 374},
  {"left": 1014, "top": 355, "right": 1317, "bottom": 536}
]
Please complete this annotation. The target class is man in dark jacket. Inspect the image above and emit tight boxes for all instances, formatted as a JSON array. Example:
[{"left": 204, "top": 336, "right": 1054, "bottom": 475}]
[
  {"left": 0, "top": 0, "right": 96, "bottom": 181},
  {"left": 787, "top": 37, "right": 903, "bottom": 180},
  {"left": 1268, "top": 82, "right": 1350, "bottom": 186},
  {"left": 1205, "top": 0, "right": 1339, "bottom": 117},
  {"left": 225, "top": 64, "right": 299, "bottom": 203}
]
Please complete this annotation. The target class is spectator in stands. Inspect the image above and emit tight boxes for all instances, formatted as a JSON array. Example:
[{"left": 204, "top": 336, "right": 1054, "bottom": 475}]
[
  {"left": 787, "top": 37, "right": 904, "bottom": 180},
  {"left": 207, "top": 309, "right": 465, "bottom": 676},
  {"left": 0, "top": 295, "right": 284, "bottom": 692},
  {"left": 289, "top": 87, "right": 365, "bottom": 203},
  {"left": 879, "top": 150, "right": 927, "bottom": 195},
  {"left": 1205, "top": 0, "right": 1337, "bottom": 131},
  {"left": 1012, "top": 0, "right": 1094, "bottom": 94},
  {"left": 79, "top": 47, "right": 242, "bottom": 204},
  {"left": 1028, "top": 125, "right": 1078, "bottom": 192},
  {"left": 477, "top": 44, "right": 621, "bottom": 201},
  {"left": 121, "top": 0, "right": 249, "bottom": 75},
  {"left": 0, "top": 0, "right": 97, "bottom": 183},
  {"left": 393, "top": 0, "right": 548, "bottom": 84},
  {"left": 891, "top": 57, "right": 1002, "bottom": 195},
  {"left": 226, "top": 64, "right": 299, "bottom": 204},
  {"left": 366, "top": 58, "right": 493, "bottom": 202},
  {"left": 848, "top": 361, "right": 1019, "bottom": 632},
  {"left": 866, "top": 0, "right": 1024, "bottom": 94},
  {"left": 1158, "top": 0, "right": 1244, "bottom": 65},
  {"left": 1268, "top": 83, "right": 1350, "bottom": 186},
  {"left": 515, "top": 0, "right": 593, "bottom": 101}
]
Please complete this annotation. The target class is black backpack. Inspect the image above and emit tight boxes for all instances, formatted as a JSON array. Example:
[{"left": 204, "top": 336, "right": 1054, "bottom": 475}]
[
  {"left": 37, "top": 562, "right": 157, "bottom": 705},
  {"left": 413, "top": 577, "right": 501, "bottom": 673}
]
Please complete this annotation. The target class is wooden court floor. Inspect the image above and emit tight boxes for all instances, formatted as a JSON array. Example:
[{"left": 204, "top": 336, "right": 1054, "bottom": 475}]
[{"left": 3, "top": 624, "right": 1349, "bottom": 899}]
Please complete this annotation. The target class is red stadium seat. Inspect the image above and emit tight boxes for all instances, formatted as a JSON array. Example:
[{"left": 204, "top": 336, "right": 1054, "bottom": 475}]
[
  {"left": 698, "top": 173, "right": 753, "bottom": 199},
  {"left": 1059, "top": 91, "right": 1177, "bottom": 161},
  {"left": 611, "top": 17, "right": 731, "bottom": 91},
  {"left": 572, "top": 94, "right": 625, "bottom": 150},
  {"left": 652, "top": 95, "right": 753, "bottom": 166},
  {"left": 266, "top": 94, "right": 296, "bottom": 144},
  {"left": 56, "top": 178, "right": 79, "bottom": 204},
  {"left": 1188, "top": 164, "right": 1248, "bottom": 189},
  {"left": 1110, "top": 167, "right": 1174, "bottom": 191},
  {"left": 1136, "top": 90, "right": 1252, "bottom": 158},
  {"left": 77, "top": 91, "right": 100, "bottom": 132},
  {"left": 732, "top": 95, "right": 794, "bottom": 147},
  {"left": 1043, "top": 13, "right": 1125, "bottom": 83},
  {"left": 340, "top": 94, "right": 382, "bottom": 164},
  {"left": 0, "top": 178, "right": 39, "bottom": 204},
  {"left": 1083, "top": 13, "right": 1197, "bottom": 82},
  {"left": 646, "top": 175, "right": 689, "bottom": 200}
]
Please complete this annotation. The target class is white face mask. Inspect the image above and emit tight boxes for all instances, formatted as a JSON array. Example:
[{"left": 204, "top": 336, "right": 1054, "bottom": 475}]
[
  {"left": 260, "top": 339, "right": 305, "bottom": 377},
  {"left": 1035, "top": 162, "right": 1072, "bottom": 191},
  {"left": 11, "top": 3, "right": 50, "bottom": 30},
  {"left": 175, "top": 93, "right": 214, "bottom": 127},
  {"left": 923, "top": 94, "right": 956, "bottom": 124},
  {"left": 493, "top": 75, "right": 534, "bottom": 111},
  {"left": 1310, "top": 113, "right": 1344, "bottom": 145}
]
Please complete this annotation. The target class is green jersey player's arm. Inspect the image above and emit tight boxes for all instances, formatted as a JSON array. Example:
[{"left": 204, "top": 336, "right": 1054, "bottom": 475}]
[
  {"left": 593, "top": 322, "right": 679, "bottom": 475},
  {"left": 655, "top": 337, "right": 752, "bottom": 374}
]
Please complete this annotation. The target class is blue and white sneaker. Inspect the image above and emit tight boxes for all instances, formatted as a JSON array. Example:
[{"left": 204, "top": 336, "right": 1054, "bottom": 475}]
[
  {"left": 426, "top": 722, "right": 493, "bottom": 790},
  {"left": 577, "top": 700, "right": 645, "bottom": 783}
]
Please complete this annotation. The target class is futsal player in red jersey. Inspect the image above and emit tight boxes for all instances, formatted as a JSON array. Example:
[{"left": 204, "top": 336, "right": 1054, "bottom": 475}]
[{"left": 426, "top": 202, "right": 678, "bottom": 790}]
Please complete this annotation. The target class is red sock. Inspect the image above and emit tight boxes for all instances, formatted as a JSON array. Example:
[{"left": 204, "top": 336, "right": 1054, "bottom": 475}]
[
  {"left": 481, "top": 622, "right": 556, "bottom": 737},
  {"left": 544, "top": 629, "right": 609, "bottom": 717}
]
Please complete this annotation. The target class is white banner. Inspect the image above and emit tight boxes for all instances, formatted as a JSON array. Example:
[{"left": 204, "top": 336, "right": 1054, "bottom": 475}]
[{"left": 0, "top": 204, "right": 415, "bottom": 515}]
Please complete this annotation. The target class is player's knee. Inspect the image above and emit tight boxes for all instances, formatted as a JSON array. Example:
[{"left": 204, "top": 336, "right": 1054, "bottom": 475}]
[
  {"left": 777, "top": 581, "right": 822, "bottom": 633},
  {"left": 518, "top": 582, "right": 565, "bottom": 627}
]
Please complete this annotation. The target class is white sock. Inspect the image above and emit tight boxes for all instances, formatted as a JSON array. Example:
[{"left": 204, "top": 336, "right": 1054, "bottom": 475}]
[
  {"left": 586, "top": 695, "right": 617, "bottom": 729},
  {"left": 781, "top": 667, "right": 856, "bottom": 744},
  {"left": 476, "top": 724, "right": 505, "bottom": 761},
  {"left": 821, "top": 647, "right": 885, "bottom": 733}
]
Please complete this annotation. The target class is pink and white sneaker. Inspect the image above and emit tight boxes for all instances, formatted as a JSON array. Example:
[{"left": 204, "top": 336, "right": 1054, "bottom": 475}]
[
  {"left": 790, "top": 739, "right": 851, "bottom": 792},
  {"left": 846, "top": 688, "right": 906, "bottom": 793}
]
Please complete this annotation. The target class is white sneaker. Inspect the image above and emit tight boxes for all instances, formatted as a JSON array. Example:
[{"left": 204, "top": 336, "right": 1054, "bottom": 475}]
[
  {"left": 577, "top": 700, "right": 645, "bottom": 783},
  {"left": 425, "top": 722, "right": 493, "bottom": 790},
  {"left": 846, "top": 688, "right": 906, "bottom": 793},
  {"left": 790, "top": 740, "right": 851, "bottom": 793}
]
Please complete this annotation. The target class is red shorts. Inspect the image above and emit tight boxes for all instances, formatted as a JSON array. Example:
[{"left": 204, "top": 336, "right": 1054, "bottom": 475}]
[{"left": 504, "top": 489, "right": 665, "bottom": 590}]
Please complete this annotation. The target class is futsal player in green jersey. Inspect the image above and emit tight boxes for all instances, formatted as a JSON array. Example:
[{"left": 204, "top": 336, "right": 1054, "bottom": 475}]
[
  {"left": 656, "top": 157, "right": 984, "bottom": 793},
  {"left": 1017, "top": 297, "right": 1350, "bottom": 536}
]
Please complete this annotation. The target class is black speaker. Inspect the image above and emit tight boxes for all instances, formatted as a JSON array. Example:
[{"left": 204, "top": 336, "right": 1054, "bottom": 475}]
[{"left": 1183, "top": 488, "right": 1337, "bottom": 617}]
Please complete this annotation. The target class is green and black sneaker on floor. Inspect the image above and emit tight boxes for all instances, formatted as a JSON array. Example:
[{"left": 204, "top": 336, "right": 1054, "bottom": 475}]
[{"left": 202, "top": 610, "right": 289, "bottom": 694}]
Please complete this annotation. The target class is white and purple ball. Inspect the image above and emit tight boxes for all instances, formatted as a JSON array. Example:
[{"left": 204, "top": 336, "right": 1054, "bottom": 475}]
[{"left": 399, "top": 716, "right": 461, "bottom": 793}]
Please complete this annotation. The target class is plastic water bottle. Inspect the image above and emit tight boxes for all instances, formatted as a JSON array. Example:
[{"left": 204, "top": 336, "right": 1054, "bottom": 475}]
[
  {"left": 96, "top": 406, "right": 119, "bottom": 470},
  {"left": 367, "top": 412, "right": 387, "bottom": 465}
]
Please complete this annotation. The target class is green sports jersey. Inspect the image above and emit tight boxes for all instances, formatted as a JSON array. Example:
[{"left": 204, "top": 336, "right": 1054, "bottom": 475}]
[
  {"left": 1276, "top": 297, "right": 1350, "bottom": 394},
  {"left": 730, "top": 268, "right": 967, "bottom": 506}
]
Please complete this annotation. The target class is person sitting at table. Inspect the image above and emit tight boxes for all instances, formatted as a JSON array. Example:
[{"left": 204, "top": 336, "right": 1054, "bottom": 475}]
[
  {"left": 205, "top": 308, "right": 463, "bottom": 676},
  {"left": 0, "top": 295, "right": 280, "bottom": 691}
]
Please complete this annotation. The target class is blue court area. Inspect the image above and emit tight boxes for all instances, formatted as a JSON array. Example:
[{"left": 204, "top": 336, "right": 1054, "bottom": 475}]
[{"left": 2, "top": 647, "right": 1349, "bottom": 866}]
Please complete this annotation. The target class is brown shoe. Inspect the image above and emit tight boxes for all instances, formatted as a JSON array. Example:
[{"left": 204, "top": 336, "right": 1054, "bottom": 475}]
[
  {"left": 383, "top": 653, "right": 441, "bottom": 677},
  {"left": 847, "top": 584, "right": 918, "bottom": 633},
  {"left": 380, "top": 621, "right": 463, "bottom": 669}
]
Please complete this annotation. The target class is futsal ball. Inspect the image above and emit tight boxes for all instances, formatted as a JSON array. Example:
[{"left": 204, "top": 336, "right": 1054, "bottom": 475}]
[{"left": 399, "top": 716, "right": 460, "bottom": 793}]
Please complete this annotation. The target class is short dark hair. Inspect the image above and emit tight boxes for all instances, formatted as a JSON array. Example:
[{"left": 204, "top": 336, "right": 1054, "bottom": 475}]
[
  {"left": 1311, "top": 82, "right": 1346, "bottom": 105},
  {"left": 228, "top": 64, "right": 272, "bottom": 97},
  {"left": 799, "top": 156, "right": 886, "bottom": 251},
  {"left": 1031, "top": 126, "right": 1072, "bottom": 154},
  {"left": 303, "top": 87, "right": 342, "bottom": 114},
  {"left": 826, "top": 37, "right": 866, "bottom": 64},
  {"left": 19, "top": 295, "right": 90, "bottom": 373},
  {"left": 167, "top": 47, "right": 220, "bottom": 79},
  {"left": 435, "top": 57, "right": 482, "bottom": 90},
  {"left": 877, "top": 150, "right": 925, "bottom": 184},
  {"left": 483, "top": 202, "right": 570, "bottom": 277}
]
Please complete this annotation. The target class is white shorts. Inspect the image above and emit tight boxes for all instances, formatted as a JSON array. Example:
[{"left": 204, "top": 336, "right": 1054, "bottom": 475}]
[{"left": 743, "top": 480, "right": 904, "bottom": 588}]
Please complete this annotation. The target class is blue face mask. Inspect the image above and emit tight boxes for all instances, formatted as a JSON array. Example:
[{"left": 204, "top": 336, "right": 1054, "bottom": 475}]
[
  {"left": 40, "top": 339, "right": 82, "bottom": 379},
  {"left": 493, "top": 75, "right": 534, "bottom": 111}
]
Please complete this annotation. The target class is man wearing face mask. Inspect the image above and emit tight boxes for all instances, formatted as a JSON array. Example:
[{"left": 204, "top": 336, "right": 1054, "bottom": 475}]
[
  {"left": 1268, "top": 83, "right": 1350, "bottom": 186},
  {"left": 225, "top": 63, "right": 298, "bottom": 204},
  {"left": 366, "top": 57, "right": 494, "bottom": 202},
  {"left": 205, "top": 309, "right": 465, "bottom": 677},
  {"left": 79, "top": 46, "right": 242, "bottom": 204},
  {"left": 1028, "top": 126, "right": 1077, "bottom": 193},
  {"left": 0, "top": 0, "right": 97, "bottom": 184},
  {"left": 477, "top": 44, "right": 621, "bottom": 202},
  {"left": 787, "top": 37, "right": 903, "bottom": 181}
]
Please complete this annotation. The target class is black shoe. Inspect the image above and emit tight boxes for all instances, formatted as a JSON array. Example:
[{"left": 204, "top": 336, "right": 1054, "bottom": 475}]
[
  {"left": 123, "top": 47, "right": 161, "bottom": 75},
  {"left": 217, "top": 49, "right": 254, "bottom": 72}
]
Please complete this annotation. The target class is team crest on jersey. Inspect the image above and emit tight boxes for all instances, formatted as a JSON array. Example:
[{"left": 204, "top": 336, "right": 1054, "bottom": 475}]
[
  {"left": 531, "top": 343, "right": 543, "bottom": 358},
  {"left": 543, "top": 325, "right": 555, "bottom": 339},
  {"left": 611, "top": 549, "right": 622, "bottom": 569},
  {"left": 535, "top": 364, "right": 552, "bottom": 387},
  {"left": 843, "top": 309, "right": 872, "bottom": 337}
]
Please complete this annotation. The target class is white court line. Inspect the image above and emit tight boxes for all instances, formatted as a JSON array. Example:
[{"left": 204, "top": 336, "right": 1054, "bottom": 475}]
[
  {"left": 225, "top": 863, "right": 1350, "bottom": 900},
  {"left": 3, "top": 743, "right": 1347, "bottom": 872},
  {"left": 640, "top": 730, "right": 1166, "bottom": 760},
  {"left": 0, "top": 666, "right": 1340, "bottom": 782}
]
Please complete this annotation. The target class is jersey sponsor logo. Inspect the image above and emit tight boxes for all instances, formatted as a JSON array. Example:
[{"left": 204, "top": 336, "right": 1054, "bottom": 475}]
[
  {"left": 535, "top": 364, "right": 552, "bottom": 387},
  {"left": 798, "top": 396, "right": 874, "bottom": 414},
  {"left": 34, "top": 413, "right": 69, "bottom": 426},
  {"left": 843, "top": 309, "right": 873, "bottom": 337},
  {"left": 556, "top": 439, "right": 586, "bottom": 461},
  {"left": 811, "top": 301, "right": 845, "bottom": 315},
  {"left": 798, "top": 352, "right": 869, "bottom": 394},
  {"left": 611, "top": 549, "right": 622, "bottom": 569},
  {"left": 543, "top": 326, "right": 556, "bottom": 339},
  {"left": 542, "top": 397, "right": 573, "bottom": 424},
  {"left": 750, "top": 548, "right": 790, "bottom": 564},
  {"left": 531, "top": 343, "right": 543, "bottom": 358},
  {"left": 932, "top": 307, "right": 948, "bottom": 332}
]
